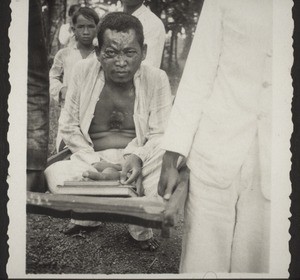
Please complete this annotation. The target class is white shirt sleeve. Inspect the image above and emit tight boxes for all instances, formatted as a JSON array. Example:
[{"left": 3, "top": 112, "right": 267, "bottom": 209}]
[
  {"left": 160, "top": 0, "right": 223, "bottom": 157},
  {"left": 123, "top": 70, "right": 173, "bottom": 162},
  {"left": 59, "top": 63, "right": 99, "bottom": 165}
]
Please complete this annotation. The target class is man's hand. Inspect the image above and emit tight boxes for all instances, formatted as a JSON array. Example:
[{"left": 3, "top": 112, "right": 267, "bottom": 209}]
[
  {"left": 157, "top": 151, "right": 181, "bottom": 200},
  {"left": 120, "top": 154, "right": 143, "bottom": 185}
]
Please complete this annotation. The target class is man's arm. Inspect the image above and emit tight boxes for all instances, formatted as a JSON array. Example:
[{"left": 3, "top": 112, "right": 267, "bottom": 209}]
[
  {"left": 58, "top": 62, "right": 99, "bottom": 165},
  {"left": 158, "top": 0, "right": 223, "bottom": 197},
  {"left": 121, "top": 70, "right": 173, "bottom": 184},
  {"left": 160, "top": 0, "right": 223, "bottom": 156}
]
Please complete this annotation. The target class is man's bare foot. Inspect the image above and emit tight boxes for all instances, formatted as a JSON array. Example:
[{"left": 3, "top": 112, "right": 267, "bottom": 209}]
[
  {"left": 139, "top": 237, "right": 160, "bottom": 251},
  {"left": 82, "top": 169, "right": 120, "bottom": 181},
  {"left": 62, "top": 223, "right": 100, "bottom": 236},
  {"left": 92, "top": 161, "right": 122, "bottom": 172}
]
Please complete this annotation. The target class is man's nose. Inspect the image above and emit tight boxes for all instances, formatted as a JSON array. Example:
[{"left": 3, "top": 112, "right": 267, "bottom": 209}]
[
  {"left": 83, "top": 27, "right": 89, "bottom": 34},
  {"left": 115, "top": 55, "right": 127, "bottom": 66}
]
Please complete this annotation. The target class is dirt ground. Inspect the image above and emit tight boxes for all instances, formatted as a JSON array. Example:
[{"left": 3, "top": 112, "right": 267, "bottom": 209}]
[
  {"left": 26, "top": 54, "right": 187, "bottom": 275},
  {"left": 26, "top": 214, "right": 183, "bottom": 274}
]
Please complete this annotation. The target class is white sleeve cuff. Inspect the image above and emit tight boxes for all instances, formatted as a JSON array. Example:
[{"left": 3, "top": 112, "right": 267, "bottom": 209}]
[{"left": 160, "top": 118, "right": 196, "bottom": 158}]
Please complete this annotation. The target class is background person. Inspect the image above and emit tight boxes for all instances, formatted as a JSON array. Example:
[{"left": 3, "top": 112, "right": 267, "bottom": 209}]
[
  {"left": 49, "top": 7, "right": 99, "bottom": 151},
  {"left": 122, "top": 0, "right": 165, "bottom": 68},
  {"left": 58, "top": 4, "right": 80, "bottom": 47},
  {"left": 27, "top": 0, "right": 50, "bottom": 192}
]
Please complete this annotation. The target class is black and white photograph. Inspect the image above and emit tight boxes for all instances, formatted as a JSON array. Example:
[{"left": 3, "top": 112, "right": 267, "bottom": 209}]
[{"left": 6, "top": 0, "right": 293, "bottom": 278}]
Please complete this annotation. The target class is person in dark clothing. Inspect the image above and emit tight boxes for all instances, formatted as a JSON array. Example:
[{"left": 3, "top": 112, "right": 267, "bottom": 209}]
[{"left": 27, "top": 0, "right": 50, "bottom": 192}]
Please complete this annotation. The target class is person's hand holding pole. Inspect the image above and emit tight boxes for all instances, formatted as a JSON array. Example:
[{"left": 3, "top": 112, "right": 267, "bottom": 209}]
[{"left": 158, "top": 151, "right": 182, "bottom": 200}]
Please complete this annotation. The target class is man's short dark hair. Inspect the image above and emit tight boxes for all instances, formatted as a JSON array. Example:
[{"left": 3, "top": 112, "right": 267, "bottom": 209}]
[
  {"left": 72, "top": 7, "right": 100, "bottom": 26},
  {"left": 97, "top": 12, "right": 144, "bottom": 50}
]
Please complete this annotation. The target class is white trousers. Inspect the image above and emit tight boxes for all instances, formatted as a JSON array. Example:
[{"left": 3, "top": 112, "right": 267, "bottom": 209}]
[
  {"left": 44, "top": 147, "right": 164, "bottom": 241},
  {"left": 180, "top": 138, "right": 270, "bottom": 273}
]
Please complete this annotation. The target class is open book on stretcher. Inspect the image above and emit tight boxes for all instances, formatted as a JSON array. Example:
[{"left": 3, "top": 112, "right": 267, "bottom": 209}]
[{"left": 27, "top": 166, "right": 189, "bottom": 238}]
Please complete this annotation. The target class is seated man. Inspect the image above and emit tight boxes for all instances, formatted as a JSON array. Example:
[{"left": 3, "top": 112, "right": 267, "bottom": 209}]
[{"left": 44, "top": 12, "right": 173, "bottom": 251}]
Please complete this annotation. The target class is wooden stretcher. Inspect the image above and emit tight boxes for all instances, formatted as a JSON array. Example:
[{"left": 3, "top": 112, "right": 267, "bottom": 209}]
[{"left": 27, "top": 148, "right": 189, "bottom": 238}]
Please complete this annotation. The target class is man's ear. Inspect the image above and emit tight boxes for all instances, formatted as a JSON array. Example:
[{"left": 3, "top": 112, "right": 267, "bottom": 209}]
[
  {"left": 71, "top": 26, "right": 75, "bottom": 32},
  {"left": 142, "top": 44, "right": 147, "bottom": 61}
]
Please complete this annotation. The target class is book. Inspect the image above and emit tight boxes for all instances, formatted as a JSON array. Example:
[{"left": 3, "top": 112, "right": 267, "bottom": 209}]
[
  {"left": 64, "top": 180, "right": 120, "bottom": 186},
  {"left": 56, "top": 180, "right": 137, "bottom": 197}
]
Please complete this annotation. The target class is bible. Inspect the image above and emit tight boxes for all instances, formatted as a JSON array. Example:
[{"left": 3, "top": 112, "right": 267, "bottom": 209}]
[{"left": 55, "top": 180, "right": 137, "bottom": 197}]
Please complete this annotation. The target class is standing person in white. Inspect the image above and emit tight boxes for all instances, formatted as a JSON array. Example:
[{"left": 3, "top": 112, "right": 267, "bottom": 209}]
[
  {"left": 122, "top": 0, "right": 165, "bottom": 68},
  {"left": 158, "top": 0, "right": 272, "bottom": 273},
  {"left": 50, "top": 7, "right": 99, "bottom": 151}
]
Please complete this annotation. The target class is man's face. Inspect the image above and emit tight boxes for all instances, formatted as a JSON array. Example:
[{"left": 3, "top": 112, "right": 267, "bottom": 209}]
[
  {"left": 121, "top": 0, "right": 144, "bottom": 8},
  {"left": 98, "top": 29, "right": 146, "bottom": 84},
  {"left": 73, "top": 15, "right": 97, "bottom": 46}
]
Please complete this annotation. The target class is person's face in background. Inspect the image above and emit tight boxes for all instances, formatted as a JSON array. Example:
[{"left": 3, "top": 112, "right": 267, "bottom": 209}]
[
  {"left": 68, "top": 5, "right": 80, "bottom": 24},
  {"left": 73, "top": 15, "right": 97, "bottom": 47},
  {"left": 98, "top": 28, "right": 146, "bottom": 84}
]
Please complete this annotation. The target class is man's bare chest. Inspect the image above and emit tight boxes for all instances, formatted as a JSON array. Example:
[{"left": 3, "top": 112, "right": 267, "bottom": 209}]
[{"left": 89, "top": 87, "right": 136, "bottom": 132}]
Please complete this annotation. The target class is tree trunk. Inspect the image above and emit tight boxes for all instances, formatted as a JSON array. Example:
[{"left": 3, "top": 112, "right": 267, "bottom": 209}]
[{"left": 47, "top": 0, "right": 66, "bottom": 65}]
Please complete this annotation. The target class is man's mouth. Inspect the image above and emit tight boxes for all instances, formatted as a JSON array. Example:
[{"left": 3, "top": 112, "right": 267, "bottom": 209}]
[{"left": 115, "top": 71, "right": 128, "bottom": 76}]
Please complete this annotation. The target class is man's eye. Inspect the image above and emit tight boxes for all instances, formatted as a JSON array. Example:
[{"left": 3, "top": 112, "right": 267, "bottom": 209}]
[
  {"left": 125, "top": 50, "right": 137, "bottom": 57},
  {"left": 105, "top": 50, "right": 117, "bottom": 57}
]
